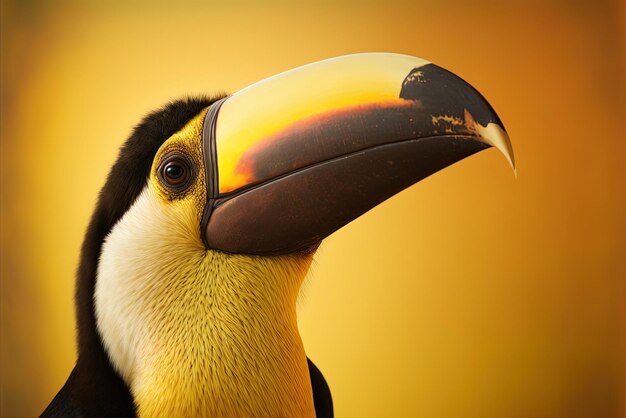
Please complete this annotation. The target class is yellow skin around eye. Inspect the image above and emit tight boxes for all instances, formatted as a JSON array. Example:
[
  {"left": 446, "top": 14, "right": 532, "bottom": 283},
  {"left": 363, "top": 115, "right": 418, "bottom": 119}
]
[
  {"left": 150, "top": 111, "right": 208, "bottom": 207},
  {"left": 96, "top": 112, "right": 317, "bottom": 418}
]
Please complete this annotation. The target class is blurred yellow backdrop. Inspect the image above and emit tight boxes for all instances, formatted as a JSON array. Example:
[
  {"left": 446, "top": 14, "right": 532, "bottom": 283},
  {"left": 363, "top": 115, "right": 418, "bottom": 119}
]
[{"left": 1, "top": 0, "right": 624, "bottom": 417}]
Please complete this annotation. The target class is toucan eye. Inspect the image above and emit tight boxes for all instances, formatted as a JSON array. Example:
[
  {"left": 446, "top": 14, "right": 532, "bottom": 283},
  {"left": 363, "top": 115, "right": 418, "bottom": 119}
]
[
  {"left": 164, "top": 162, "right": 185, "bottom": 183},
  {"left": 157, "top": 153, "right": 195, "bottom": 192}
]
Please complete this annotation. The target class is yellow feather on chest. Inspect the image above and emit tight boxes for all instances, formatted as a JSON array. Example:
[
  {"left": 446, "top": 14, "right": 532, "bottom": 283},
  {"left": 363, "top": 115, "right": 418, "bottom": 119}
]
[{"left": 95, "top": 186, "right": 316, "bottom": 418}]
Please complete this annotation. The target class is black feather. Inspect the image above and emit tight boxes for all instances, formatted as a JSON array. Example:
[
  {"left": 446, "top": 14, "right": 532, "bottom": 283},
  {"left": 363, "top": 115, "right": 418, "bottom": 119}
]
[
  {"left": 41, "top": 96, "right": 221, "bottom": 418},
  {"left": 308, "top": 357, "right": 334, "bottom": 418}
]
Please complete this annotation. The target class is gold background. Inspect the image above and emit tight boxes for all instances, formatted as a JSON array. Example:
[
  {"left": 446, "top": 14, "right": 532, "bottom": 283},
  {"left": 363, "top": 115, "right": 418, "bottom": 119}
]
[{"left": 1, "top": 0, "right": 624, "bottom": 417}]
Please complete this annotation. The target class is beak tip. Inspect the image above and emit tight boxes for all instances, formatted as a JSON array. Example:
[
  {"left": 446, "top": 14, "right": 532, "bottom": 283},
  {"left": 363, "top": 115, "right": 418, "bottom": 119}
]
[
  {"left": 503, "top": 141, "right": 517, "bottom": 178},
  {"left": 503, "top": 143, "right": 517, "bottom": 178},
  {"left": 473, "top": 121, "right": 516, "bottom": 177},
  {"left": 463, "top": 109, "right": 515, "bottom": 177},
  {"left": 499, "top": 139, "right": 518, "bottom": 179}
]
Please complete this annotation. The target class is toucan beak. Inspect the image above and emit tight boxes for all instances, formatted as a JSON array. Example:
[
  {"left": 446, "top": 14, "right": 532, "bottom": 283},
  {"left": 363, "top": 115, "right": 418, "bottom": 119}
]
[{"left": 200, "top": 53, "right": 514, "bottom": 255}]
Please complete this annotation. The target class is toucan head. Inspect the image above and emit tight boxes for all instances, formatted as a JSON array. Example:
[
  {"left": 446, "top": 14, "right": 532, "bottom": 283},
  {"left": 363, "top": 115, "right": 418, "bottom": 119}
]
[{"left": 91, "top": 53, "right": 514, "bottom": 415}]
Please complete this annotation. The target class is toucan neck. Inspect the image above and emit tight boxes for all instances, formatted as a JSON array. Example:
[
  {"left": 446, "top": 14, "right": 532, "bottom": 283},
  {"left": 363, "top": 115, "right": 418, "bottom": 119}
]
[
  {"left": 94, "top": 190, "right": 316, "bottom": 416},
  {"left": 94, "top": 187, "right": 317, "bottom": 417}
]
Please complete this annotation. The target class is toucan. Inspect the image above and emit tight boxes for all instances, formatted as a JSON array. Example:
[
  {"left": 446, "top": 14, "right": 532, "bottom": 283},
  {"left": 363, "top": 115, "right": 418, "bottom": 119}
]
[{"left": 41, "top": 53, "right": 514, "bottom": 418}]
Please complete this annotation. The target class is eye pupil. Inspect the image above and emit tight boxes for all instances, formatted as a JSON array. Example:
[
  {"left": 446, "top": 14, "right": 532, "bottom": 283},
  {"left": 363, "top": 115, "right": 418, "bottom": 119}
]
[
  {"left": 158, "top": 153, "right": 194, "bottom": 191},
  {"left": 165, "top": 163, "right": 183, "bottom": 179}
]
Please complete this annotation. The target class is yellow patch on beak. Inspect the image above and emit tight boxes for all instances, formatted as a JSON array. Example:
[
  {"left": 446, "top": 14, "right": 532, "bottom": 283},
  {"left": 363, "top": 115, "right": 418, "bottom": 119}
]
[{"left": 215, "top": 53, "right": 430, "bottom": 193}]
